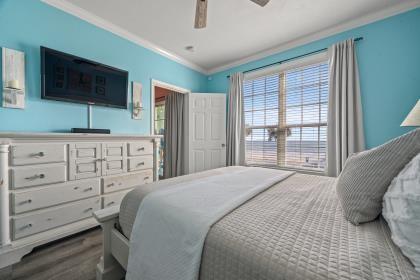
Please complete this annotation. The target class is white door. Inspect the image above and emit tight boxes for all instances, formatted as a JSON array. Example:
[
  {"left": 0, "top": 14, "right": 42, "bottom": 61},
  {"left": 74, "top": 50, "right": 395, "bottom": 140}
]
[{"left": 188, "top": 93, "right": 226, "bottom": 174}]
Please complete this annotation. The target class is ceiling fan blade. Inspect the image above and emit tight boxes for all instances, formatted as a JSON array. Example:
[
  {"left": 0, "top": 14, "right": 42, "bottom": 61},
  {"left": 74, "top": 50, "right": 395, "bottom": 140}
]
[
  {"left": 194, "top": 0, "right": 208, "bottom": 29},
  {"left": 250, "top": 0, "right": 270, "bottom": 7}
]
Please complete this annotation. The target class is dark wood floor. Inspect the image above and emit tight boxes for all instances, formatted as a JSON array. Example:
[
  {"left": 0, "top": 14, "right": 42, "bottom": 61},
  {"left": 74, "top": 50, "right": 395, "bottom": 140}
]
[{"left": 0, "top": 228, "right": 102, "bottom": 280}]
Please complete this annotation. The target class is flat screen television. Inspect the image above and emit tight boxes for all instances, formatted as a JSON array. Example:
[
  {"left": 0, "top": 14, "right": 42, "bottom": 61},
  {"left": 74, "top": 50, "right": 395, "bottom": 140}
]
[{"left": 41, "top": 47, "right": 128, "bottom": 109}]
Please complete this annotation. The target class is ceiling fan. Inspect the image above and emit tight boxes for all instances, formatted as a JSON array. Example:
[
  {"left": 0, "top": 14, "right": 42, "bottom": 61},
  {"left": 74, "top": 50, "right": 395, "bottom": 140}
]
[{"left": 194, "top": 0, "right": 271, "bottom": 29}]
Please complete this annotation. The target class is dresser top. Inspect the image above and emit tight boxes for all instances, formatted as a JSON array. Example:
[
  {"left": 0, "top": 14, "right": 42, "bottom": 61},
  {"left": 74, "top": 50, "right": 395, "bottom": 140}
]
[{"left": 0, "top": 132, "right": 162, "bottom": 144}]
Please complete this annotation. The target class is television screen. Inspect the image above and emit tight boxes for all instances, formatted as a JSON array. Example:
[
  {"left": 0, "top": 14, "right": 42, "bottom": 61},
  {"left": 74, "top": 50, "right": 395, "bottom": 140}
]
[{"left": 41, "top": 47, "right": 128, "bottom": 109}]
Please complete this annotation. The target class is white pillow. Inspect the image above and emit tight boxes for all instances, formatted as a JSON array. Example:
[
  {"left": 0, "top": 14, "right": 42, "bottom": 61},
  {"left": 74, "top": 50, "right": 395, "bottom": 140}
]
[{"left": 383, "top": 152, "right": 420, "bottom": 272}]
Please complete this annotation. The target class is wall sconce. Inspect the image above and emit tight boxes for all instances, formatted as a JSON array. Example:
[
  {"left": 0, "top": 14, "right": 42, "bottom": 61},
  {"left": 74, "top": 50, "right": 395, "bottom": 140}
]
[
  {"left": 133, "top": 101, "right": 144, "bottom": 117},
  {"left": 132, "top": 82, "right": 143, "bottom": 120},
  {"left": 2, "top": 48, "right": 25, "bottom": 109}
]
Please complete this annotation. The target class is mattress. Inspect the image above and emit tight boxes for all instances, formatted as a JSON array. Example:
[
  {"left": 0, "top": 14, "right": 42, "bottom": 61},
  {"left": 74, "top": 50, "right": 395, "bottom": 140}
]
[{"left": 120, "top": 171, "right": 420, "bottom": 280}]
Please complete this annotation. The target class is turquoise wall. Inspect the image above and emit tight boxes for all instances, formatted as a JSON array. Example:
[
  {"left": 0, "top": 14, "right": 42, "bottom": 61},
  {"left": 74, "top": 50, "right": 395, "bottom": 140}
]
[
  {"left": 1, "top": 1, "right": 419, "bottom": 148},
  {"left": 207, "top": 8, "right": 420, "bottom": 149},
  {"left": 0, "top": 0, "right": 208, "bottom": 134}
]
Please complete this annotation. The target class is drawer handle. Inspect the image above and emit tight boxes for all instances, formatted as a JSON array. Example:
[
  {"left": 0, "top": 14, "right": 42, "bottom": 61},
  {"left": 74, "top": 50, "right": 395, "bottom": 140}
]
[
  {"left": 19, "top": 199, "right": 32, "bottom": 206},
  {"left": 137, "top": 162, "right": 145, "bottom": 167},
  {"left": 108, "top": 201, "right": 115, "bottom": 206},
  {"left": 74, "top": 186, "right": 79, "bottom": 190},
  {"left": 25, "top": 174, "right": 45, "bottom": 180},
  {"left": 144, "top": 176, "right": 150, "bottom": 180},
  {"left": 137, "top": 147, "right": 145, "bottom": 151},
  {"left": 85, "top": 187, "right": 93, "bottom": 191},
  {"left": 86, "top": 207, "right": 93, "bottom": 212},
  {"left": 30, "top": 152, "right": 45, "bottom": 158},
  {"left": 107, "top": 183, "right": 115, "bottom": 188},
  {"left": 0, "top": 179, "right": 3, "bottom": 187},
  {"left": 24, "top": 223, "right": 32, "bottom": 229}
]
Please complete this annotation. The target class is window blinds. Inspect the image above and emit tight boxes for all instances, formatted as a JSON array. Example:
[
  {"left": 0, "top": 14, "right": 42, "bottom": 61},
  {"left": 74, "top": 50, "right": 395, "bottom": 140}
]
[{"left": 243, "top": 62, "right": 328, "bottom": 171}]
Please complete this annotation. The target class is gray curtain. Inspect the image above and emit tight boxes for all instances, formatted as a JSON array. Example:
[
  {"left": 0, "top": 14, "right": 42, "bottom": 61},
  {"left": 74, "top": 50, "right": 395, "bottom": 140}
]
[
  {"left": 327, "top": 39, "right": 365, "bottom": 177},
  {"left": 226, "top": 72, "right": 246, "bottom": 166},
  {"left": 164, "top": 92, "right": 185, "bottom": 178}
]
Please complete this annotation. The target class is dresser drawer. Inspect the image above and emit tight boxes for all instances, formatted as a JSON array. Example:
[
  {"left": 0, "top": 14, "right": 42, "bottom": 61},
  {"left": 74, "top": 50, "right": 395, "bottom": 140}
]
[
  {"left": 128, "top": 155, "right": 153, "bottom": 172},
  {"left": 102, "top": 189, "right": 131, "bottom": 208},
  {"left": 128, "top": 141, "right": 153, "bottom": 156},
  {"left": 102, "top": 142, "right": 127, "bottom": 176},
  {"left": 103, "top": 142, "right": 126, "bottom": 157},
  {"left": 11, "top": 164, "right": 67, "bottom": 189},
  {"left": 70, "top": 159, "right": 102, "bottom": 180},
  {"left": 10, "top": 144, "right": 66, "bottom": 166},
  {"left": 70, "top": 143, "right": 101, "bottom": 159},
  {"left": 102, "top": 170, "right": 153, "bottom": 194},
  {"left": 12, "top": 197, "right": 100, "bottom": 240},
  {"left": 69, "top": 143, "right": 102, "bottom": 180},
  {"left": 12, "top": 178, "right": 100, "bottom": 214}
]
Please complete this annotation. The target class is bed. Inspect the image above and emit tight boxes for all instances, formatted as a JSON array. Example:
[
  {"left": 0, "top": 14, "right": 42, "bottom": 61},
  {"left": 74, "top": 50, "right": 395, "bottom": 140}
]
[{"left": 93, "top": 167, "right": 420, "bottom": 280}]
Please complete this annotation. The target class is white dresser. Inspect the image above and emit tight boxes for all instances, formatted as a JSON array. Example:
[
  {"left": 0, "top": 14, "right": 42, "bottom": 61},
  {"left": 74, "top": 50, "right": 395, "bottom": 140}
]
[{"left": 0, "top": 133, "right": 161, "bottom": 268}]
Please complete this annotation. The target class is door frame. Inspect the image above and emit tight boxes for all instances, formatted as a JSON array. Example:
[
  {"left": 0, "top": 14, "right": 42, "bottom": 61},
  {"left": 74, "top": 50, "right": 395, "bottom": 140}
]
[
  {"left": 151, "top": 79, "right": 191, "bottom": 176},
  {"left": 150, "top": 79, "right": 190, "bottom": 135}
]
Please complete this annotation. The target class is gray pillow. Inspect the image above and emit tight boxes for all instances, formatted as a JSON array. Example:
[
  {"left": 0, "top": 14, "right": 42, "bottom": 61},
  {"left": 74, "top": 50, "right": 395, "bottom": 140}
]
[{"left": 336, "top": 128, "right": 420, "bottom": 225}]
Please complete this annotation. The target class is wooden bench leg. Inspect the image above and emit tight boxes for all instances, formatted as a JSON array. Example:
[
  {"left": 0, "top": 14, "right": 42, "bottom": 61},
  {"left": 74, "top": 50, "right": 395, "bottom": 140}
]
[{"left": 96, "top": 218, "right": 125, "bottom": 280}]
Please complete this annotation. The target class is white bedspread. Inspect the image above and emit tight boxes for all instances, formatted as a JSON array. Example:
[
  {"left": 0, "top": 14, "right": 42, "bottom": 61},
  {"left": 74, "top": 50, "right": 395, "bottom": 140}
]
[{"left": 125, "top": 166, "right": 294, "bottom": 280}]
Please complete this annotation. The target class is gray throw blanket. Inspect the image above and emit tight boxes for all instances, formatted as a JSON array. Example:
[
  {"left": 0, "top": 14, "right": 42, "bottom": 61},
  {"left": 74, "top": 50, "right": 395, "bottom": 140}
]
[{"left": 125, "top": 167, "right": 293, "bottom": 280}]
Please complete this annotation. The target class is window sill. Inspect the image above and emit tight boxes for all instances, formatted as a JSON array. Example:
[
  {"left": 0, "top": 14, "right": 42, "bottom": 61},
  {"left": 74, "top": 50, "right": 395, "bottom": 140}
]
[{"left": 245, "top": 164, "right": 328, "bottom": 177}]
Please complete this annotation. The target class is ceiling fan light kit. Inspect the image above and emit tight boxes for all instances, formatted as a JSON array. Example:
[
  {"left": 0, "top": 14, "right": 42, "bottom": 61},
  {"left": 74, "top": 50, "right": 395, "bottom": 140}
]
[{"left": 194, "top": 0, "right": 270, "bottom": 29}]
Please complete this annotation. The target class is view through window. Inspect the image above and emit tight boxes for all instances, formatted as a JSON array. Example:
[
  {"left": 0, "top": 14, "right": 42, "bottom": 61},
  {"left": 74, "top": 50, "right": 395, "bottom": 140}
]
[
  {"left": 154, "top": 103, "right": 165, "bottom": 178},
  {"left": 154, "top": 103, "right": 165, "bottom": 136},
  {"left": 243, "top": 61, "right": 328, "bottom": 171}
]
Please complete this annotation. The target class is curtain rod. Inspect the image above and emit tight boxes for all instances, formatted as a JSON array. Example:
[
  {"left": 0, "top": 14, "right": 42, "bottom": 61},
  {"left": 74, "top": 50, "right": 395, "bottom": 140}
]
[{"left": 226, "top": 37, "right": 363, "bottom": 78}]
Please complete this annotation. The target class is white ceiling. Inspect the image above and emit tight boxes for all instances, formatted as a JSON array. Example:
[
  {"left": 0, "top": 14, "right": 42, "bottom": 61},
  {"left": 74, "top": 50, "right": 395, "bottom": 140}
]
[{"left": 45, "top": 0, "right": 420, "bottom": 74}]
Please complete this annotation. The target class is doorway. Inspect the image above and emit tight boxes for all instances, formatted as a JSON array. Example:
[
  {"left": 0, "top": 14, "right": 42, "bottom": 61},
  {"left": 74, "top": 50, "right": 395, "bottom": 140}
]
[{"left": 151, "top": 80, "right": 190, "bottom": 179}]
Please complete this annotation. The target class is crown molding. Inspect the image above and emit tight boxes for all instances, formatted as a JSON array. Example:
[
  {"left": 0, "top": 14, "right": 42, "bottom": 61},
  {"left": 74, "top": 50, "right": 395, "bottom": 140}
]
[
  {"left": 42, "top": 0, "right": 420, "bottom": 76},
  {"left": 207, "top": 0, "right": 420, "bottom": 75},
  {"left": 41, "top": 0, "right": 208, "bottom": 74}
]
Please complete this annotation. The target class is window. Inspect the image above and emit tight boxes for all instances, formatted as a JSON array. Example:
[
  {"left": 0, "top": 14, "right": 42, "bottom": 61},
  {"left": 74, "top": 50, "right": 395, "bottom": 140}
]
[
  {"left": 243, "top": 59, "right": 328, "bottom": 172},
  {"left": 154, "top": 102, "right": 165, "bottom": 179},
  {"left": 154, "top": 103, "right": 165, "bottom": 135}
]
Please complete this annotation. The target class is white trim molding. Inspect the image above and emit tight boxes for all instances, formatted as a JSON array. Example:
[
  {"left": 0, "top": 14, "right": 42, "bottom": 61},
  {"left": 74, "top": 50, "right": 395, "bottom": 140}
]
[
  {"left": 207, "top": 0, "right": 420, "bottom": 74},
  {"left": 41, "top": 0, "right": 207, "bottom": 74}
]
